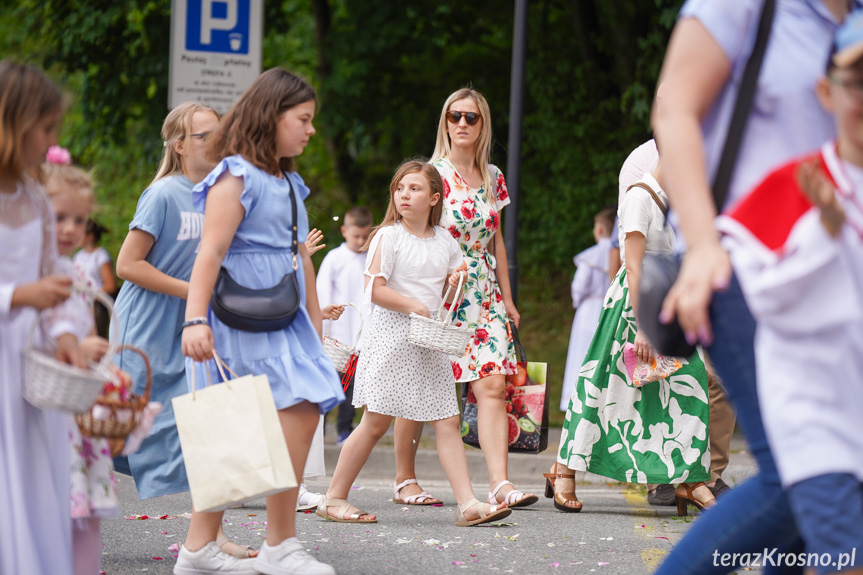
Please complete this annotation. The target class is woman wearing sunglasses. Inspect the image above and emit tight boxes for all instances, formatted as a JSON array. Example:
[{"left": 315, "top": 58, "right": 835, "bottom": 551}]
[{"left": 390, "top": 88, "right": 538, "bottom": 510}]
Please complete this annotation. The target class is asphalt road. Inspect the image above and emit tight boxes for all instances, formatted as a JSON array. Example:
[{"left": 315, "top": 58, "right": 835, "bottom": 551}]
[{"left": 99, "top": 435, "right": 758, "bottom": 575}]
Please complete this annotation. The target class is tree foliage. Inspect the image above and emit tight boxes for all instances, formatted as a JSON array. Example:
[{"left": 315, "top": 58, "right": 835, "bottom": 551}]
[{"left": 1, "top": 0, "right": 683, "bottom": 421}]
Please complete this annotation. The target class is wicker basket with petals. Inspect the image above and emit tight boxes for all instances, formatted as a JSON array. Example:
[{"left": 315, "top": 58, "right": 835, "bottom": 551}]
[
  {"left": 75, "top": 344, "right": 152, "bottom": 450},
  {"left": 22, "top": 289, "right": 116, "bottom": 414},
  {"left": 322, "top": 302, "right": 363, "bottom": 372},
  {"left": 409, "top": 272, "right": 472, "bottom": 356}
]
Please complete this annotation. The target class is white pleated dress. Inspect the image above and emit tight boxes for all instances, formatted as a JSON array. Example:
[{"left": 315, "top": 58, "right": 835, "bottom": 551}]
[
  {"left": 0, "top": 180, "right": 73, "bottom": 575},
  {"left": 353, "top": 222, "right": 464, "bottom": 421}
]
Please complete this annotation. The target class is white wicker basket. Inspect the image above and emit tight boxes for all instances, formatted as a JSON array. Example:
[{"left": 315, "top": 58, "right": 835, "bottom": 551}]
[
  {"left": 322, "top": 302, "right": 363, "bottom": 372},
  {"left": 408, "top": 272, "right": 472, "bottom": 356},
  {"left": 22, "top": 288, "right": 117, "bottom": 414}
]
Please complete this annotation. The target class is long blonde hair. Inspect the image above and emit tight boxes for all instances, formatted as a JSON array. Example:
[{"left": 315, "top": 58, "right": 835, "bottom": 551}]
[
  {"left": 431, "top": 87, "right": 495, "bottom": 205},
  {"left": 152, "top": 102, "right": 219, "bottom": 184},
  {"left": 363, "top": 160, "right": 444, "bottom": 252}
]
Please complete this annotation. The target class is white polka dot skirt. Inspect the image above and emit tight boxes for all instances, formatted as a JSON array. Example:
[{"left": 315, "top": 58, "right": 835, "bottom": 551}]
[{"left": 353, "top": 307, "right": 459, "bottom": 421}]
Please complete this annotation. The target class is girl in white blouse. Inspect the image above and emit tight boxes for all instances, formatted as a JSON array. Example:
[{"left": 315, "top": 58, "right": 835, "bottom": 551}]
[{"left": 318, "top": 160, "right": 512, "bottom": 527}]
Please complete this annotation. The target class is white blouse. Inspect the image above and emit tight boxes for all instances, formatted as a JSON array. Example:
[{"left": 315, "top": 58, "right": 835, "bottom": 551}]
[
  {"left": 618, "top": 173, "right": 676, "bottom": 264},
  {"left": 364, "top": 222, "right": 464, "bottom": 316}
]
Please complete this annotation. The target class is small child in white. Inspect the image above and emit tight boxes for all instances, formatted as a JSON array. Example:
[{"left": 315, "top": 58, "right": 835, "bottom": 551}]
[
  {"left": 718, "top": 16, "right": 863, "bottom": 571},
  {"left": 42, "top": 149, "right": 120, "bottom": 575},
  {"left": 560, "top": 207, "right": 615, "bottom": 411},
  {"left": 317, "top": 206, "right": 373, "bottom": 445},
  {"left": 318, "top": 160, "right": 512, "bottom": 526}
]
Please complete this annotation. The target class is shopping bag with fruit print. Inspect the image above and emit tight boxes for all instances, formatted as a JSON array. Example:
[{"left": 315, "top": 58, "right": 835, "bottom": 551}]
[{"left": 460, "top": 321, "right": 550, "bottom": 454}]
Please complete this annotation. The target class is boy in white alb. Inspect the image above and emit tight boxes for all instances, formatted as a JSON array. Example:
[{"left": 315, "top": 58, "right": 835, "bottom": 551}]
[
  {"left": 718, "top": 16, "right": 863, "bottom": 570},
  {"left": 317, "top": 206, "right": 373, "bottom": 444},
  {"left": 560, "top": 207, "right": 614, "bottom": 411}
]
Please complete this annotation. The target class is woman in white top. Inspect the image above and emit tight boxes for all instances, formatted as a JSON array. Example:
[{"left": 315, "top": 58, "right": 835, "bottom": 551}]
[{"left": 549, "top": 159, "right": 713, "bottom": 514}]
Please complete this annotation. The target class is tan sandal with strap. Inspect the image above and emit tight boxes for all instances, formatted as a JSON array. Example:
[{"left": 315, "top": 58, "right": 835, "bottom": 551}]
[
  {"left": 543, "top": 463, "right": 582, "bottom": 513},
  {"left": 315, "top": 495, "right": 377, "bottom": 523},
  {"left": 392, "top": 478, "right": 441, "bottom": 505},
  {"left": 215, "top": 534, "right": 258, "bottom": 558},
  {"left": 487, "top": 480, "right": 538, "bottom": 508},
  {"left": 455, "top": 497, "right": 512, "bottom": 527}
]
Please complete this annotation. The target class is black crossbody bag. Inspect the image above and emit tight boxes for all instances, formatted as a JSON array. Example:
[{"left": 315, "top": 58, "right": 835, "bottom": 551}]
[
  {"left": 210, "top": 173, "right": 301, "bottom": 332},
  {"left": 637, "top": 0, "right": 775, "bottom": 357}
]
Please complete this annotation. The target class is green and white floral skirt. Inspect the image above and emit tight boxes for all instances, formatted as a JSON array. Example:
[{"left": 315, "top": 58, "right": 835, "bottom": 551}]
[{"left": 557, "top": 267, "right": 711, "bottom": 484}]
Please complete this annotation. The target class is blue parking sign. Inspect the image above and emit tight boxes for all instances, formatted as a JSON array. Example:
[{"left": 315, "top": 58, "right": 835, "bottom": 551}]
[{"left": 185, "top": 0, "right": 250, "bottom": 54}]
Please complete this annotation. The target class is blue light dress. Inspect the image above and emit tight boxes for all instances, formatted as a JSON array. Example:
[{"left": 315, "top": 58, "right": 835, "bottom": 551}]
[
  {"left": 112, "top": 174, "right": 200, "bottom": 498},
  {"left": 187, "top": 155, "right": 344, "bottom": 413}
]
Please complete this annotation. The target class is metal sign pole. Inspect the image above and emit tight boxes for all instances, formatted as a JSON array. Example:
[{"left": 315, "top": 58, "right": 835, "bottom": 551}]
[{"left": 504, "top": 0, "right": 528, "bottom": 305}]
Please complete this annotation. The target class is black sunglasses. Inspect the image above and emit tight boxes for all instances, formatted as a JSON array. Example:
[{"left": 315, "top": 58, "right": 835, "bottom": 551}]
[{"left": 446, "top": 110, "right": 482, "bottom": 126}]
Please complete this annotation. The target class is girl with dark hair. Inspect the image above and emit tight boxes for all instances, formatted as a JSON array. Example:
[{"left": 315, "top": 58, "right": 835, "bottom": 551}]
[{"left": 180, "top": 68, "right": 343, "bottom": 575}]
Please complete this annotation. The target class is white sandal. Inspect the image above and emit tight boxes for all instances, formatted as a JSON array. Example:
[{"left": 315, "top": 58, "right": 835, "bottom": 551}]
[
  {"left": 488, "top": 480, "right": 538, "bottom": 508},
  {"left": 392, "top": 478, "right": 441, "bottom": 505},
  {"left": 296, "top": 484, "right": 323, "bottom": 512},
  {"left": 455, "top": 497, "right": 512, "bottom": 527}
]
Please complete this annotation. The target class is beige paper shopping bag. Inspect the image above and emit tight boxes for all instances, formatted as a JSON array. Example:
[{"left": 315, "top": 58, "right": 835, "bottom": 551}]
[{"left": 173, "top": 358, "right": 297, "bottom": 512}]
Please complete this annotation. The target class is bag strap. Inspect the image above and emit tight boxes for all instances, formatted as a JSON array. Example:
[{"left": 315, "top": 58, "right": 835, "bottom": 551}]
[
  {"left": 626, "top": 182, "right": 667, "bottom": 216},
  {"left": 283, "top": 171, "right": 299, "bottom": 270},
  {"left": 711, "top": 0, "right": 775, "bottom": 211},
  {"left": 508, "top": 320, "right": 527, "bottom": 363}
]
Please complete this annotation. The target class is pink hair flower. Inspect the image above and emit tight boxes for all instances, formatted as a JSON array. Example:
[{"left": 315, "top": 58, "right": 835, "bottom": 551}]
[{"left": 46, "top": 145, "right": 72, "bottom": 165}]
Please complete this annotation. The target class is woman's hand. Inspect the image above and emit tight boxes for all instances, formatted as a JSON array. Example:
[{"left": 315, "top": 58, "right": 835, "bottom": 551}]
[
  {"left": 505, "top": 299, "right": 520, "bottom": 329},
  {"left": 80, "top": 335, "right": 109, "bottom": 363},
  {"left": 182, "top": 324, "right": 215, "bottom": 362},
  {"left": 55, "top": 333, "right": 86, "bottom": 369},
  {"left": 660, "top": 240, "right": 731, "bottom": 347},
  {"left": 634, "top": 330, "right": 656, "bottom": 365},
  {"left": 322, "top": 304, "right": 345, "bottom": 320},
  {"left": 305, "top": 228, "right": 326, "bottom": 256}
]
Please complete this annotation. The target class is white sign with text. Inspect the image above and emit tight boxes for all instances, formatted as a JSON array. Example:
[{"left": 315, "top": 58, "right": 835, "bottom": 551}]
[{"left": 169, "top": 0, "right": 263, "bottom": 113}]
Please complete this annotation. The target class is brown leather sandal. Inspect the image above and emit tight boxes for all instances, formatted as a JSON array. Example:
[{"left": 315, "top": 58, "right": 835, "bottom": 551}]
[
  {"left": 543, "top": 463, "right": 582, "bottom": 513},
  {"left": 675, "top": 482, "right": 716, "bottom": 516}
]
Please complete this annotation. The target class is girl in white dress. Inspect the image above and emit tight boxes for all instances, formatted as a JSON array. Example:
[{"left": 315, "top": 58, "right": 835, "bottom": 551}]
[
  {"left": 0, "top": 60, "right": 82, "bottom": 575},
  {"left": 43, "top": 151, "right": 122, "bottom": 575},
  {"left": 318, "top": 160, "right": 513, "bottom": 527}
]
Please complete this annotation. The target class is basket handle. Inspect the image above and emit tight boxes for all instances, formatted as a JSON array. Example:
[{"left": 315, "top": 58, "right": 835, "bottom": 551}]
[
  {"left": 437, "top": 271, "right": 465, "bottom": 326},
  {"left": 24, "top": 281, "right": 118, "bottom": 372},
  {"left": 112, "top": 344, "right": 152, "bottom": 404},
  {"left": 324, "top": 302, "right": 364, "bottom": 348}
]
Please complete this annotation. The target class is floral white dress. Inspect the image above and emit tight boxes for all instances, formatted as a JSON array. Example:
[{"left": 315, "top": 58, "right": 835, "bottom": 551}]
[
  {"left": 47, "top": 258, "right": 121, "bottom": 523},
  {"left": 433, "top": 158, "right": 517, "bottom": 382}
]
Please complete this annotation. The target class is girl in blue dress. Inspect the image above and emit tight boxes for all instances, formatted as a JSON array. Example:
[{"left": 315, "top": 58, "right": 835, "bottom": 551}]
[
  {"left": 113, "top": 101, "right": 220, "bottom": 501},
  {"left": 180, "top": 69, "right": 343, "bottom": 575}
]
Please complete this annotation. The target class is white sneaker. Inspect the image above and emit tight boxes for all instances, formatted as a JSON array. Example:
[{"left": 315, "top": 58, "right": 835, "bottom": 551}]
[
  {"left": 254, "top": 537, "right": 335, "bottom": 575},
  {"left": 296, "top": 484, "right": 323, "bottom": 512},
  {"left": 173, "top": 541, "right": 259, "bottom": 575}
]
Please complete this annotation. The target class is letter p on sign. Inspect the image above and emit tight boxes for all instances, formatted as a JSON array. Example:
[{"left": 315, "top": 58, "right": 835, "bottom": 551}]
[
  {"left": 200, "top": 0, "right": 237, "bottom": 44},
  {"left": 184, "top": 0, "right": 250, "bottom": 54}
]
